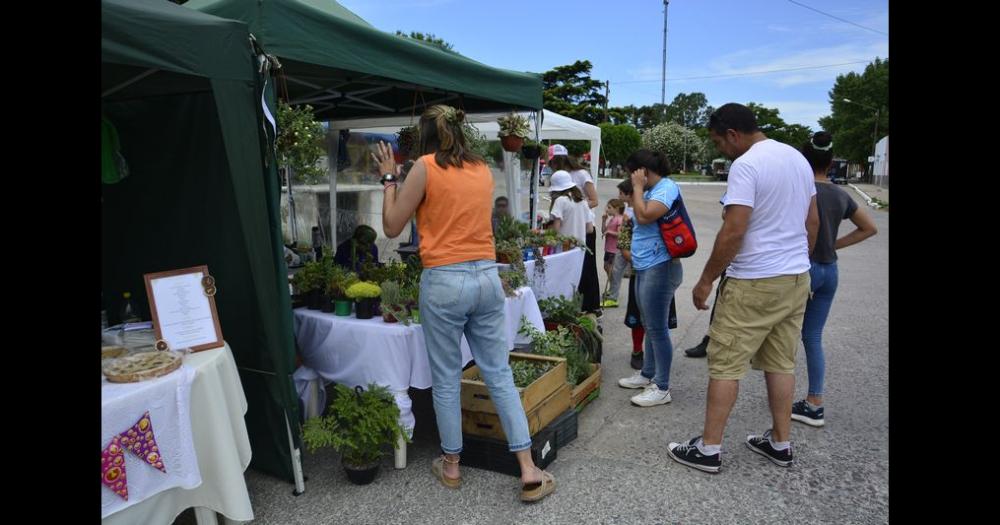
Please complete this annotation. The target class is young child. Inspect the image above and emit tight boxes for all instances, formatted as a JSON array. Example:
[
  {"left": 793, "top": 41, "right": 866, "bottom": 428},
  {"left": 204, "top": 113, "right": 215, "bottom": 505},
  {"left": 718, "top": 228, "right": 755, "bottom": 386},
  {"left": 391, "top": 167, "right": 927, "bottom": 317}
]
[{"left": 601, "top": 199, "right": 625, "bottom": 295}]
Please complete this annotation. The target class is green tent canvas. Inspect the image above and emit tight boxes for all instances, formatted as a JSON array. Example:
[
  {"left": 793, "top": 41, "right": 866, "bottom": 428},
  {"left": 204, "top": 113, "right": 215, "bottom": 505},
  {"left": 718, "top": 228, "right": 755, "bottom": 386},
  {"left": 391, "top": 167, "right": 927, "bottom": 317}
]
[
  {"left": 102, "top": 0, "right": 301, "bottom": 483},
  {"left": 186, "top": 0, "right": 543, "bottom": 120}
]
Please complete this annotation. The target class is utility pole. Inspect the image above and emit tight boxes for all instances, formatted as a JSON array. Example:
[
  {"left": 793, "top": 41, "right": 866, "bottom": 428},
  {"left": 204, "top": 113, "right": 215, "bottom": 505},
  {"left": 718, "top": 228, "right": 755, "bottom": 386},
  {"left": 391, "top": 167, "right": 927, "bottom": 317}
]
[
  {"left": 661, "top": 0, "right": 669, "bottom": 119},
  {"left": 604, "top": 80, "right": 610, "bottom": 123}
]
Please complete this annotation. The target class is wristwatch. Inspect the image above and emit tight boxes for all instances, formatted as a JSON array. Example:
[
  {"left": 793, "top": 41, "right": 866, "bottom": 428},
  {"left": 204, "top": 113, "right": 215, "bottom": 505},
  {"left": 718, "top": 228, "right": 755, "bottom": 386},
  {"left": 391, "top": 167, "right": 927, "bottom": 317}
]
[{"left": 380, "top": 173, "right": 397, "bottom": 186}]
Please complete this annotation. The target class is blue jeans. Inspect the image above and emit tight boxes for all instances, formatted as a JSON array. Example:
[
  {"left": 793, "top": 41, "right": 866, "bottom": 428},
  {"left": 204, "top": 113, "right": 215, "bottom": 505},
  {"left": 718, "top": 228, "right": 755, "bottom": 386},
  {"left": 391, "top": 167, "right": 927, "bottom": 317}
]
[
  {"left": 801, "top": 262, "right": 838, "bottom": 397},
  {"left": 635, "top": 259, "right": 683, "bottom": 390},
  {"left": 419, "top": 260, "right": 532, "bottom": 453}
]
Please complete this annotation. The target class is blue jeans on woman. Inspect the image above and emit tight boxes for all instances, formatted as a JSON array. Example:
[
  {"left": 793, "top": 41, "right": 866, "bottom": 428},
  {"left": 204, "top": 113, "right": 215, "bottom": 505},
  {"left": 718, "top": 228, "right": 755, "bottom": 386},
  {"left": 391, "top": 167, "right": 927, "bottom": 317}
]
[
  {"left": 635, "top": 258, "right": 683, "bottom": 390},
  {"left": 801, "top": 262, "right": 839, "bottom": 397},
  {"left": 419, "top": 260, "right": 532, "bottom": 454}
]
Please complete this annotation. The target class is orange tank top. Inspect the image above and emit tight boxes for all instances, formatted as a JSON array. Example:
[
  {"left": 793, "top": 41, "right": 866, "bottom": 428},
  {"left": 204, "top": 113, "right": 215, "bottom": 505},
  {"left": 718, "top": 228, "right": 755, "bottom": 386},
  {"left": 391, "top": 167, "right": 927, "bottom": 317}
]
[{"left": 416, "top": 154, "right": 496, "bottom": 268}]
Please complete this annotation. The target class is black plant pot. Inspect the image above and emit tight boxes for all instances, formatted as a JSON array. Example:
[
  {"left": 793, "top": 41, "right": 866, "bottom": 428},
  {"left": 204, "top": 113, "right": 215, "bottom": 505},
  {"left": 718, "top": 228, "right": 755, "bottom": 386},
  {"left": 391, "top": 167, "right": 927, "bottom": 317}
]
[
  {"left": 355, "top": 298, "right": 378, "bottom": 320},
  {"left": 522, "top": 145, "right": 542, "bottom": 159},
  {"left": 320, "top": 294, "right": 334, "bottom": 313},
  {"left": 343, "top": 460, "right": 380, "bottom": 485},
  {"left": 307, "top": 289, "right": 322, "bottom": 310}
]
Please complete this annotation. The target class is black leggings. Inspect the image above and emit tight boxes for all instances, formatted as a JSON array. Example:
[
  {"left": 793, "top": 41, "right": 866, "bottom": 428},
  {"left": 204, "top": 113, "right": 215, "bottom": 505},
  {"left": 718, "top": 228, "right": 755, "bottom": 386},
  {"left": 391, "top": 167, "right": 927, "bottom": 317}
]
[{"left": 579, "top": 230, "right": 602, "bottom": 312}]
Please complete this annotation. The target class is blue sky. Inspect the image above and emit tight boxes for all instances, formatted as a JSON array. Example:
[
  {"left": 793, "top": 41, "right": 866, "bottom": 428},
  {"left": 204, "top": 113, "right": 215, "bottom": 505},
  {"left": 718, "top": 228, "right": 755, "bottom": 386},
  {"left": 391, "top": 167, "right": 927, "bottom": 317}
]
[{"left": 337, "top": 0, "right": 888, "bottom": 130}]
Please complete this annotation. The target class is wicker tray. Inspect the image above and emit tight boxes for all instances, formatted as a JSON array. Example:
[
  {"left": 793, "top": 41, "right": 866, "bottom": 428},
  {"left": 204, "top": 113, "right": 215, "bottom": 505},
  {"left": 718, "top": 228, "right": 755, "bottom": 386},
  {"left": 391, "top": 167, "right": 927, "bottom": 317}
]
[
  {"left": 101, "top": 345, "right": 127, "bottom": 360},
  {"left": 102, "top": 351, "right": 183, "bottom": 383}
]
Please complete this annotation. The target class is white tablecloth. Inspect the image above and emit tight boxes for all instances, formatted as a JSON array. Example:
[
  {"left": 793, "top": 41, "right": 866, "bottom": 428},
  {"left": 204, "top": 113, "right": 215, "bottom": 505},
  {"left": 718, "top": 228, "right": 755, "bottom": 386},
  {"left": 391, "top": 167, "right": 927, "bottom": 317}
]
[
  {"left": 499, "top": 248, "right": 585, "bottom": 301},
  {"left": 102, "top": 344, "right": 253, "bottom": 525},
  {"left": 101, "top": 362, "right": 200, "bottom": 518},
  {"left": 292, "top": 287, "right": 544, "bottom": 429}
]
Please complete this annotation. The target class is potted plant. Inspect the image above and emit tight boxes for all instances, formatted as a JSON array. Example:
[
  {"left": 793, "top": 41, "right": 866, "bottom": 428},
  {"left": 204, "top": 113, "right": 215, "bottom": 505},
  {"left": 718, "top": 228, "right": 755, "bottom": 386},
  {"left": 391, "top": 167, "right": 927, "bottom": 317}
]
[
  {"left": 396, "top": 125, "right": 419, "bottom": 158},
  {"left": 301, "top": 383, "right": 409, "bottom": 485},
  {"left": 521, "top": 139, "right": 543, "bottom": 159},
  {"left": 379, "top": 280, "right": 410, "bottom": 325},
  {"left": 292, "top": 261, "right": 325, "bottom": 309},
  {"left": 537, "top": 293, "right": 583, "bottom": 331},
  {"left": 400, "top": 282, "right": 420, "bottom": 323},
  {"left": 497, "top": 113, "right": 530, "bottom": 153},
  {"left": 346, "top": 281, "right": 381, "bottom": 320},
  {"left": 328, "top": 266, "right": 358, "bottom": 317},
  {"left": 495, "top": 239, "right": 523, "bottom": 265}
]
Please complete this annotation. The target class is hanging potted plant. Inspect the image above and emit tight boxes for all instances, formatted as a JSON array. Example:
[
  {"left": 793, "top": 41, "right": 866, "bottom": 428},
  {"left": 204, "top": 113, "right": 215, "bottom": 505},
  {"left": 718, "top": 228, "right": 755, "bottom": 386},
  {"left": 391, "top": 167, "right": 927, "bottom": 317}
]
[
  {"left": 301, "top": 383, "right": 410, "bottom": 485},
  {"left": 497, "top": 113, "right": 530, "bottom": 153},
  {"left": 346, "top": 281, "right": 381, "bottom": 320},
  {"left": 276, "top": 102, "right": 327, "bottom": 185},
  {"left": 328, "top": 266, "right": 358, "bottom": 317},
  {"left": 396, "top": 125, "right": 419, "bottom": 159},
  {"left": 521, "top": 139, "right": 543, "bottom": 159}
]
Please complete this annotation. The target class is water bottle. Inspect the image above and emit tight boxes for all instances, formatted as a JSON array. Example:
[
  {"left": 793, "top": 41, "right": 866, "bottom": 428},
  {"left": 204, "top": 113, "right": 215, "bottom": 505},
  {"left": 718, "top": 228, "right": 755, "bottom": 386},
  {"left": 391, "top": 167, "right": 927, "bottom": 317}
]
[{"left": 119, "top": 292, "right": 141, "bottom": 324}]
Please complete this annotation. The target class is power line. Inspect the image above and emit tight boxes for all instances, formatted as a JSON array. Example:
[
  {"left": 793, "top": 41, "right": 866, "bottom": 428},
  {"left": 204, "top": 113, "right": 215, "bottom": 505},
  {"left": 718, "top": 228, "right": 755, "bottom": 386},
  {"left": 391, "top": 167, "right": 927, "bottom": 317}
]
[
  {"left": 613, "top": 59, "right": 878, "bottom": 84},
  {"left": 786, "top": 0, "right": 888, "bottom": 36}
]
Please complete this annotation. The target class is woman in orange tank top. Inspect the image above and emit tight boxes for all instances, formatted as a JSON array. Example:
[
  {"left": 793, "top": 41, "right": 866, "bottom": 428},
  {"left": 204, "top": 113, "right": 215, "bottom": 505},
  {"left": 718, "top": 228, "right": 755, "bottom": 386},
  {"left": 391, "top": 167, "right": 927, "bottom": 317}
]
[{"left": 375, "top": 105, "right": 556, "bottom": 502}]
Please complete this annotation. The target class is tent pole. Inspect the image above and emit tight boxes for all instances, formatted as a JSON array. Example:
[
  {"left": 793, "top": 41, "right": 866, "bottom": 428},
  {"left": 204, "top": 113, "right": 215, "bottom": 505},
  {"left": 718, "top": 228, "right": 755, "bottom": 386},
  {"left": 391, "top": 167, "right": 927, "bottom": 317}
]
[
  {"left": 285, "top": 415, "right": 306, "bottom": 496},
  {"left": 286, "top": 166, "right": 298, "bottom": 244},
  {"left": 102, "top": 68, "right": 159, "bottom": 98},
  {"left": 328, "top": 128, "right": 340, "bottom": 250},
  {"left": 530, "top": 111, "right": 541, "bottom": 227}
]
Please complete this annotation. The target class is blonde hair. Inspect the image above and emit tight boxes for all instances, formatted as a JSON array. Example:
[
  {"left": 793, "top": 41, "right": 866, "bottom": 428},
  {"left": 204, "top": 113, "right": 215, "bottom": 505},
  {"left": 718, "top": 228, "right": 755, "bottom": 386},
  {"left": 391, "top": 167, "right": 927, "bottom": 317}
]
[{"left": 418, "top": 105, "right": 484, "bottom": 168}]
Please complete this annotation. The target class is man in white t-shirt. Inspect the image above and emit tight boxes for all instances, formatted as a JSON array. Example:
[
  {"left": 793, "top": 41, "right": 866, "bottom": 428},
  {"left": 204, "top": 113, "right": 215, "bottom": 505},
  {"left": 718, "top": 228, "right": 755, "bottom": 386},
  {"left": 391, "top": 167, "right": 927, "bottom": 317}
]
[{"left": 666, "top": 103, "right": 819, "bottom": 475}]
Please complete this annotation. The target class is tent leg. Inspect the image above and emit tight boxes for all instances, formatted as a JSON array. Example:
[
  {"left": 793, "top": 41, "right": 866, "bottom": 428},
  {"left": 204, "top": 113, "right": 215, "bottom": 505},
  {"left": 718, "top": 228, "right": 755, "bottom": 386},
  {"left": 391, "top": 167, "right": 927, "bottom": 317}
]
[
  {"left": 394, "top": 433, "right": 407, "bottom": 469},
  {"left": 193, "top": 508, "right": 219, "bottom": 525},
  {"left": 286, "top": 416, "right": 306, "bottom": 496}
]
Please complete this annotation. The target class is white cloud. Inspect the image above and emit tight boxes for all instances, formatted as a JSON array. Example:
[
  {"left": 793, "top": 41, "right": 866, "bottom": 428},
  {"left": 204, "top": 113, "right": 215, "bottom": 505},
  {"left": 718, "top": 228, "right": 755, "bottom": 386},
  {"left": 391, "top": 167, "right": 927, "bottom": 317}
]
[{"left": 708, "top": 41, "right": 889, "bottom": 87}]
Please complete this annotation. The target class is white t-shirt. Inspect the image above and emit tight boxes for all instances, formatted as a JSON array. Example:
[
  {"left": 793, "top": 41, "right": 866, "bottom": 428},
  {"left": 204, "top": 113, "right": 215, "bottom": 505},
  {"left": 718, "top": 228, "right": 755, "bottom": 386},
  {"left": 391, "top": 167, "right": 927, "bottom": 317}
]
[
  {"left": 570, "top": 169, "right": 594, "bottom": 200},
  {"left": 722, "top": 139, "right": 816, "bottom": 279},
  {"left": 551, "top": 195, "right": 590, "bottom": 244}
]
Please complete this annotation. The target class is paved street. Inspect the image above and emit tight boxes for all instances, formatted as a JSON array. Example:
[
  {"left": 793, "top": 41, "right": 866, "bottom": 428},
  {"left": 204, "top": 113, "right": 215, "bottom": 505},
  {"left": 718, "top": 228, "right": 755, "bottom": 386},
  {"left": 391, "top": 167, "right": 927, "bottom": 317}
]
[{"left": 179, "top": 179, "right": 889, "bottom": 524}]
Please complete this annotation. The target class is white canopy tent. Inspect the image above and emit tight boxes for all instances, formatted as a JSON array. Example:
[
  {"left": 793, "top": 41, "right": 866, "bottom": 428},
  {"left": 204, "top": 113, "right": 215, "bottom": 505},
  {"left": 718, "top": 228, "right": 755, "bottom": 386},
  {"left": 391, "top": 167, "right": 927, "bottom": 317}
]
[{"left": 328, "top": 110, "right": 601, "bottom": 224}]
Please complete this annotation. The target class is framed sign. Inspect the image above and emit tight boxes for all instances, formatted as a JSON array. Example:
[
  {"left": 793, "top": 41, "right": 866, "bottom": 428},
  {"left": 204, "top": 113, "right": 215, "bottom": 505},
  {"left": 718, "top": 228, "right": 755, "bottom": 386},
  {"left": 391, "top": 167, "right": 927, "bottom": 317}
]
[{"left": 143, "top": 265, "right": 224, "bottom": 353}]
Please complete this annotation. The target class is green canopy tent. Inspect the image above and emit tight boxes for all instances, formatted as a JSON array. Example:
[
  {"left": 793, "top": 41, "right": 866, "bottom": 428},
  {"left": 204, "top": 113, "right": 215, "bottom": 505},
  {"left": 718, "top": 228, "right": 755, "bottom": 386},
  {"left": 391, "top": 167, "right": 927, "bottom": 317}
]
[
  {"left": 186, "top": 0, "right": 545, "bottom": 247},
  {"left": 102, "top": 0, "right": 304, "bottom": 488}
]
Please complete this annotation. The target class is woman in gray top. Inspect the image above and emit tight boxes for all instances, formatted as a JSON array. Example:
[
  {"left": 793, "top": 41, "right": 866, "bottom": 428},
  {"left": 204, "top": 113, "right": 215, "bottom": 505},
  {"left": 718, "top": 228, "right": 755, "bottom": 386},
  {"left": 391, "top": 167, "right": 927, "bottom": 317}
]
[{"left": 792, "top": 132, "right": 878, "bottom": 427}]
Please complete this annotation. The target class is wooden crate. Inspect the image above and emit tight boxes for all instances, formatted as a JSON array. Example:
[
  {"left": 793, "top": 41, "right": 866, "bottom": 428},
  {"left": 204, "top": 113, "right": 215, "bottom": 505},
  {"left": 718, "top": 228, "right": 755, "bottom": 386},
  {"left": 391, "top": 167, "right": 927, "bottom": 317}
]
[
  {"left": 571, "top": 363, "right": 601, "bottom": 409},
  {"left": 462, "top": 383, "right": 571, "bottom": 441},
  {"left": 461, "top": 352, "right": 566, "bottom": 415}
]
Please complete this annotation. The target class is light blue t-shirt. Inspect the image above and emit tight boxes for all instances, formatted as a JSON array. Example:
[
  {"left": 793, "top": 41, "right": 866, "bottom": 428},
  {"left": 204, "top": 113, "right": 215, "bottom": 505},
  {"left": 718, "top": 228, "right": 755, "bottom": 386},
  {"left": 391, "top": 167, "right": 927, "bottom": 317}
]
[{"left": 631, "top": 178, "right": 680, "bottom": 271}]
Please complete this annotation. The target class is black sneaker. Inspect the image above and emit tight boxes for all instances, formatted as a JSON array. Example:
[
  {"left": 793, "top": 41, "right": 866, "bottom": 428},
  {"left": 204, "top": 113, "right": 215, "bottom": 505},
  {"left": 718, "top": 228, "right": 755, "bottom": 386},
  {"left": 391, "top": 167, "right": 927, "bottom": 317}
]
[
  {"left": 683, "top": 335, "right": 709, "bottom": 358},
  {"left": 745, "top": 430, "right": 793, "bottom": 467},
  {"left": 667, "top": 436, "right": 721, "bottom": 473},
  {"left": 791, "top": 400, "right": 825, "bottom": 427},
  {"left": 629, "top": 351, "right": 644, "bottom": 370}
]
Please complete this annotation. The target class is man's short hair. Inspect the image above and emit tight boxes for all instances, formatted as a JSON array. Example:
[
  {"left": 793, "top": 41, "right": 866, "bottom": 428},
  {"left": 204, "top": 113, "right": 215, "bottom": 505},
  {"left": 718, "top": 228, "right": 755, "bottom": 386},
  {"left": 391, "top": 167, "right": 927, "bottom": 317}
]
[
  {"left": 708, "top": 103, "right": 759, "bottom": 135},
  {"left": 495, "top": 196, "right": 509, "bottom": 205}
]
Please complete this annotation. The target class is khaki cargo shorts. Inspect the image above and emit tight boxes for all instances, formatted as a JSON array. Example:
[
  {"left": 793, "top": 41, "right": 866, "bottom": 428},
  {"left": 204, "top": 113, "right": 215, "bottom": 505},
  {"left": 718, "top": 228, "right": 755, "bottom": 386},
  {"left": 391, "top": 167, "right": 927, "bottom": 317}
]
[{"left": 706, "top": 272, "right": 811, "bottom": 380}]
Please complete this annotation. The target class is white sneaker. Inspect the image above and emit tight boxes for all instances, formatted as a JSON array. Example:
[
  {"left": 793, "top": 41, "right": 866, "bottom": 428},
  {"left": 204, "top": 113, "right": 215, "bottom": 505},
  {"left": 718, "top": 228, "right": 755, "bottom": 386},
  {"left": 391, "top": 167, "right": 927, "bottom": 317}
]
[
  {"left": 630, "top": 387, "right": 672, "bottom": 407},
  {"left": 618, "top": 370, "right": 652, "bottom": 389}
]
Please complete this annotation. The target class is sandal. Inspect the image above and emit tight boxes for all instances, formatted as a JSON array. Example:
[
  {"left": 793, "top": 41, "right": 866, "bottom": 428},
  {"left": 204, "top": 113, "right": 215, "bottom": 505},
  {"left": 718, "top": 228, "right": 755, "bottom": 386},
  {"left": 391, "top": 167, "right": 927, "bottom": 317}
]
[
  {"left": 520, "top": 469, "right": 556, "bottom": 502},
  {"left": 431, "top": 455, "right": 462, "bottom": 489}
]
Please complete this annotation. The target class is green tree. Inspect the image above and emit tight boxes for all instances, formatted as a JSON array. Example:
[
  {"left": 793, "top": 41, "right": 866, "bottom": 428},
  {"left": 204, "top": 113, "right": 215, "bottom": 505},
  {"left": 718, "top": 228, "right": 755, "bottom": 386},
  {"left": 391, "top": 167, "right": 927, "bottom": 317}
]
[
  {"left": 640, "top": 122, "right": 702, "bottom": 173},
  {"left": 542, "top": 61, "right": 608, "bottom": 125},
  {"left": 609, "top": 105, "right": 642, "bottom": 127},
  {"left": 745, "top": 103, "right": 813, "bottom": 149},
  {"left": 394, "top": 31, "right": 456, "bottom": 53},
  {"left": 665, "top": 92, "right": 713, "bottom": 129},
  {"left": 818, "top": 58, "right": 888, "bottom": 166},
  {"left": 599, "top": 123, "right": 642, "bottom": 175}
]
